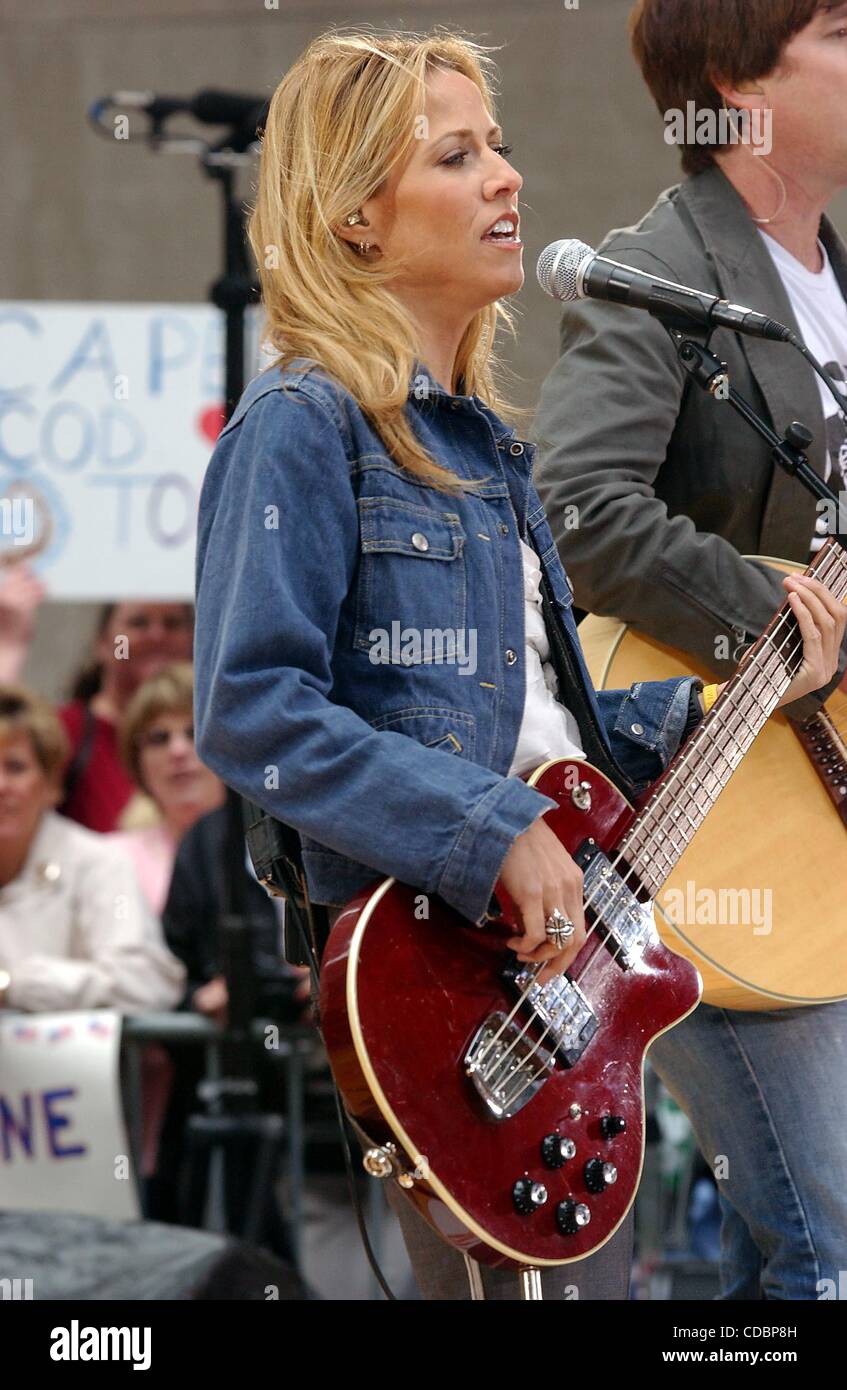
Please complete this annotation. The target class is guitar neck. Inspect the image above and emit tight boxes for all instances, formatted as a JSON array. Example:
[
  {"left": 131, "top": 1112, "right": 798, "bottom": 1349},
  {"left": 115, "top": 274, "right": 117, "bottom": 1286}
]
[{"left": 619, "top": 539, "right": 847, "bottom": 896}]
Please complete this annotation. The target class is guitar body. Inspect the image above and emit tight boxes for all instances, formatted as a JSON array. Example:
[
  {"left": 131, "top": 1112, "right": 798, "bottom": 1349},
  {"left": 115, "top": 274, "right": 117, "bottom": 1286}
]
[
  {"left": 579, "top": 558, "right": 847, "bottom": 1010},
  {"left": 320, "top": 758, "right": 702, "bottom": 1270}
]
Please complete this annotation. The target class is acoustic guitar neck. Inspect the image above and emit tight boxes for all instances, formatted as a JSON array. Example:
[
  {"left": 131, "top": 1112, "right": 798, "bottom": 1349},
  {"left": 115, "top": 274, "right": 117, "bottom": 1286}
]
[{"left": 619, "top": 537, "right": 847, "bottom": 895}]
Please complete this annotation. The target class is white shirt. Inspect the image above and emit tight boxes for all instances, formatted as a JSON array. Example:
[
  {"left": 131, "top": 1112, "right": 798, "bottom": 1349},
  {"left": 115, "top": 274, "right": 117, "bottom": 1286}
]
[
  {"left": 508, "top": 538, "right": 586, "bottom": 777},
  {"left": 759, "top": 231, "right": 847, "bottom": 551},
  {"left": 0, "top": 810, "right": 185, "bottom": 1013}
]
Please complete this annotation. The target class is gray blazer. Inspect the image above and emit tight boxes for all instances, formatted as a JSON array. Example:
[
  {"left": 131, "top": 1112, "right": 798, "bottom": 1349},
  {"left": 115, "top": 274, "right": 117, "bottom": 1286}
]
[{"left": 534, "top": 165, "right": 847, "bottom": 720}]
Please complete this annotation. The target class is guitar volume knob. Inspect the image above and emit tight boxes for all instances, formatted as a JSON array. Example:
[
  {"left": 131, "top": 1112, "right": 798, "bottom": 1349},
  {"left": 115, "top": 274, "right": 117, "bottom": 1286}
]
[
  {"left": 584, "top": 1157, "right": 617, "bottom": 1193},
  {"left": 512, "top": 1177, "right": 548, "bottom": 1214},
  {"left": 541, "top": 1133, "right": 576, "bottom": 1168},
  {"left": 600, "top": 1114, "right": 627, "bottom": 1140},
  {"left": 556, "top": 1199, "right": 591, "bottom": 1235}
]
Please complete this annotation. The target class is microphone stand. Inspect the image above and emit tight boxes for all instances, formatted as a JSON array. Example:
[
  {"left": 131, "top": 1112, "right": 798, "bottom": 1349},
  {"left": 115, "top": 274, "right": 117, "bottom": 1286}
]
[
  {"left": 666, "top": 330, "right": 847, "bottom": 551},
  {"left": 200, "top": 127, "right": 261, "bottom": 421},
  {"left": 91, "top": 94, "right": 313, "bottom": 1263},
  {"left": 89, "top": 95, "right": 262, "bottom": 419}
]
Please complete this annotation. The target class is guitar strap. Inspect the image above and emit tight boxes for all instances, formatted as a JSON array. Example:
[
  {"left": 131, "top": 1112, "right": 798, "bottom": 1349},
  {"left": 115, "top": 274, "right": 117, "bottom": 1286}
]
[
  {"left": 538, "top": 571, "right": 639, "bottom": 802},
  {"left": 240, "top": 794, "right": 329, "bottom": 972}
]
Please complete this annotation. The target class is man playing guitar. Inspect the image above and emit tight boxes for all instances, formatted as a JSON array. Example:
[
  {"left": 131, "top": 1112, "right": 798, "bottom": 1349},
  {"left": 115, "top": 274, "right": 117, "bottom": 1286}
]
[{"left": 535, "top": 0, "right": 847, "bottom": 1299}]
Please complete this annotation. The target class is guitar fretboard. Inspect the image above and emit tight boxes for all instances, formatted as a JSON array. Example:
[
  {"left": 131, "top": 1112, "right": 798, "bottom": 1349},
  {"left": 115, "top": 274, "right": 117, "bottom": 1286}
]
[{"left": 619, "top": 539, "right": 847, "bottom": 895}]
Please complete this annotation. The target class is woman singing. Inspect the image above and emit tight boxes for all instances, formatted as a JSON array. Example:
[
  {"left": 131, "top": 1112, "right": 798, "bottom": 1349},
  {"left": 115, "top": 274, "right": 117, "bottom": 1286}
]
[{"left": 193, "top": 29, "right": 844, "bottom": 1300}]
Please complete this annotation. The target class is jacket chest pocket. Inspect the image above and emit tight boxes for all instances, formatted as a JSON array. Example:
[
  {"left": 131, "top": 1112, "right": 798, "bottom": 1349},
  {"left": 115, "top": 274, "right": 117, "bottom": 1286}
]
[{"left": 353, "top": 497, "right": 467, "bottom": 661}]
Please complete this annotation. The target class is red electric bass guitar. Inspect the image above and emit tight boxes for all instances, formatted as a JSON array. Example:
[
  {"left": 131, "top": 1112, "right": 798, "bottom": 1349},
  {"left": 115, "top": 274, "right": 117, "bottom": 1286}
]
[{"left": 319, "top": 538, "right": 847, "bottom": 1272}]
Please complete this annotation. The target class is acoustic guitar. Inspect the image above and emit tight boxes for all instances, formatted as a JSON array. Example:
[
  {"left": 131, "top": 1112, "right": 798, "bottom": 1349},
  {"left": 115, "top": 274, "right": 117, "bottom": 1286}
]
[
  {"left": 320, "top": 540, "right": 847, "bottom": 1269},
  {"left": 579, "top": 557, "right": 847, "bottom": 1011}
]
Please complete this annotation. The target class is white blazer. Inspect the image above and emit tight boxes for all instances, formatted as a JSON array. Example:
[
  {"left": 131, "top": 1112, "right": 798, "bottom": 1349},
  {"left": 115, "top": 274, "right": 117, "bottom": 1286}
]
[{"left": 0, "top": 810, "right": 185, "bottom": 1013}]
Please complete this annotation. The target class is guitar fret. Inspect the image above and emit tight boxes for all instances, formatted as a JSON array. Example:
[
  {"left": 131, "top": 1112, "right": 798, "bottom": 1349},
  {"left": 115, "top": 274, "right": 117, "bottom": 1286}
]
[
  {"left": 758, "top": 647, "right": 794, "bottom": 699},
  {"left": 651, "top": 838, "right": 678, "bottom": 873},
  {"left": 636, "top": 860, "right": 662, "bottom": 895},
  {"left": 671, "top": 800, "right": 699, "bottom": 836}
]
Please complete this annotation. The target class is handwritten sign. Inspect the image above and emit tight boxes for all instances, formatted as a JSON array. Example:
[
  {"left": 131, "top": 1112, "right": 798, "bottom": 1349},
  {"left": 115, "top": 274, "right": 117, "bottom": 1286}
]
[
  {"left": 0, "top": 302, "right": 264, "bottom": 598},
  {"left": 0, "top": 1010, "right": 139, "bottom": 1220}
]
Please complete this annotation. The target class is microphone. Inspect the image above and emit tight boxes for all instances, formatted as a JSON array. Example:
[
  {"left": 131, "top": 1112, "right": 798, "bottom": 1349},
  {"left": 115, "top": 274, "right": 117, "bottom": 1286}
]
[
  {"left": 100, "top": 89, "right": 269, "bottom": 130},
  {"left": 191, "top": 90, "right": 269, "bottom": 129},
  {"left": 537, "top": 238, "right": 794, "bottom": 343}
]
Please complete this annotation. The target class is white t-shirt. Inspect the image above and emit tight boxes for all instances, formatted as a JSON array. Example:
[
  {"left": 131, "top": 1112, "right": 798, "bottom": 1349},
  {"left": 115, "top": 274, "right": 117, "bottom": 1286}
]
[
  {"left": 508, "top": 538, "right": 586, "bottom": 777},
  {"left": 759, "top": 230, "right": 847, "bottom": 551}
]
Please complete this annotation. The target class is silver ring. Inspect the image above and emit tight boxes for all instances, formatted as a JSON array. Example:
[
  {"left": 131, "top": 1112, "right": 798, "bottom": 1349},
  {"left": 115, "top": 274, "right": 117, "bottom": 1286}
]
[{"left": 545, "top": 908, "right": 576, "bottom": 949}]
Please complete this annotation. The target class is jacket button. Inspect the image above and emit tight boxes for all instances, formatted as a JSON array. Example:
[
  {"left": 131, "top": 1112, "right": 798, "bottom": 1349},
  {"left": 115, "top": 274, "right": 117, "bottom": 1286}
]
[
  {"left": 411, "top": 532, "right": 430, "bottom": 552},
  {"left": 509, "top": 442, "right": 525, "bottom": 456},
  {"left": 499, "top": 522, "right": 509, "bottom": 535},
  {"left": 630, "top": 723, "right": 644, "bottom": 736},
  {"left": 505, "top": 649, "right": 518, "bottom": 666}
]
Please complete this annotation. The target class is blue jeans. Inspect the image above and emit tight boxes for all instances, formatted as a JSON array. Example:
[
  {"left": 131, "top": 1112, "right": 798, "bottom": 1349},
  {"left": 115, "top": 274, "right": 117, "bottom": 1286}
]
[{"left": 648, "top": 999, "right": 847, "bottom": 1300}]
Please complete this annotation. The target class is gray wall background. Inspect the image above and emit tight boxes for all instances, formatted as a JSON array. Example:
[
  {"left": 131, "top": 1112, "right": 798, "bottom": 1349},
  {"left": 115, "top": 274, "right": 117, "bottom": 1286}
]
[{"left": 4, "top": 0, "right": 846, "bottom": 698}]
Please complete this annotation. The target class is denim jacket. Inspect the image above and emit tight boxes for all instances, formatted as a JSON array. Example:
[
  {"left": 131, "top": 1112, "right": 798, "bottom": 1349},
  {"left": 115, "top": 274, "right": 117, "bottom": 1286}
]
[{"left": 194, "top": 358, "right": 703, "bottom": 926}]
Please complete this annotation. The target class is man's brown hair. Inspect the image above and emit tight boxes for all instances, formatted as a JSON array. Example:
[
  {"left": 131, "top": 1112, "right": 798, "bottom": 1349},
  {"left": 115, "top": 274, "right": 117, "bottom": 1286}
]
[{"left": 630, "top": 0, "right": 821, "bottom": 175}]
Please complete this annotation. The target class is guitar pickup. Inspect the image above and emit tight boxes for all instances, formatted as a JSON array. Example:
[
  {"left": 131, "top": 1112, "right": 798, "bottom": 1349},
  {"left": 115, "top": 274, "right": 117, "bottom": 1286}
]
[{"left": 512, "top": 968, "right": 598, "bottom": 1068}]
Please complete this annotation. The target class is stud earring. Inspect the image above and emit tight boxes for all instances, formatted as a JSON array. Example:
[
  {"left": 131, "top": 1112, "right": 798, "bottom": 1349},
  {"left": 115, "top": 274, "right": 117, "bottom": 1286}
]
[
  {"left": 345, "top": 211, "right": 368, "bottom": 226},
  {"left": 356, "top": 241, "right": 373, "bottom": 255}
]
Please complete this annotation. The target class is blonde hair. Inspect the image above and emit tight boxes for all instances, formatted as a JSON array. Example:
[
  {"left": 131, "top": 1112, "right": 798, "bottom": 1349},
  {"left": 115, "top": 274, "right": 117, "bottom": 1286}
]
[
  {"left": 249, "top": 27, "right": 519, "bottom": 492},
  {"left": 118, "top": 661, "right": 195, "bottom": 790},
  {"left": 0, "top": 684, "right": 70, "bottom": 784}
]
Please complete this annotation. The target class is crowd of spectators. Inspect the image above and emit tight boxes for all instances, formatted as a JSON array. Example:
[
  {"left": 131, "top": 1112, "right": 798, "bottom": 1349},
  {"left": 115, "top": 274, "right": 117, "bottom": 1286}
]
[{"left": 0, "top": 564, "right": 309, "bottom": 1257}]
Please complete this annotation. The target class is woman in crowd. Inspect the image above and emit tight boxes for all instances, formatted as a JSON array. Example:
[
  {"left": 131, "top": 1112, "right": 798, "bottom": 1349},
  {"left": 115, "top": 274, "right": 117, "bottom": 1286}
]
[
  {"left": 111, "top": 661, "right": 226, "bottom": 915},
  {"left": 106, "top": 661, "right": 227, "bottom": 1185},
  {"left": 59, "top": 602, "right": 194, "bottom": 831},
  {"left": 0, "top": 684, "right": 185, "bottom": 1013}
]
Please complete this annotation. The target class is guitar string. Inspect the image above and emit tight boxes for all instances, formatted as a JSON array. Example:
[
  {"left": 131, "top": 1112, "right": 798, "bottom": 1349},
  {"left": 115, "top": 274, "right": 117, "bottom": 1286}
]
[
  {"left": 591, "top": 618, "right": 797, "bottom": 973},
  {"left": 502, "top": 553, "right": 847, "bottom": 1107},
  {"left": 478, "top": 545, "right": 846, "bottom": 1085},
  {"left": 486, "top": 547, "right": 847, "bottom": 1105},
  {"left": 496, "top": 601, "right": 806, "bottom": 1107},
  {"left": 577, "top": 542, "right": 847, "bottom": 973},
  {"left": 478, "top": 548, "right": 843, "bottom": 1088},
  {"left": 484, "top": 595, "right": 818, "bottom": 1093},
  {"left": 815, "top": 712, "right": 847, "bottom": 742}
]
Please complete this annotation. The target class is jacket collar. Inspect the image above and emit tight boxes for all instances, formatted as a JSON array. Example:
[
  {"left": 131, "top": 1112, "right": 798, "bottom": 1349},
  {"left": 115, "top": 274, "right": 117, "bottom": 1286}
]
[
  {"left": 260, "top": 356, "right": 531, "bottom": 516},
  {"left": 266, "top": 356, "right": 520, "bottom": 447},
  {"left": 408, "top": 360, "right": 521, "bottom": 448},
  {"left": 408, "top": 360, "right": 534, "bottom": 532}
]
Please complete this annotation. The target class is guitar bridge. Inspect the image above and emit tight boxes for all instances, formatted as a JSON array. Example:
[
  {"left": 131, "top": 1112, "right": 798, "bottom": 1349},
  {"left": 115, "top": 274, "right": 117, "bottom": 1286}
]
[
  {"left": 465, "top": 1013, "right": 555, "bottom": 1119},
  {"left": 797, "top": 711, "right": 847, "bottom": 827}
]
